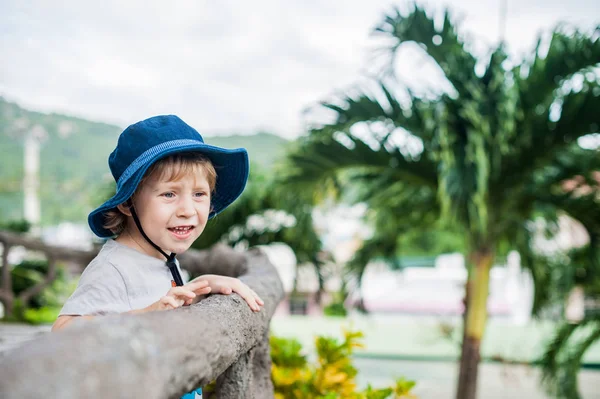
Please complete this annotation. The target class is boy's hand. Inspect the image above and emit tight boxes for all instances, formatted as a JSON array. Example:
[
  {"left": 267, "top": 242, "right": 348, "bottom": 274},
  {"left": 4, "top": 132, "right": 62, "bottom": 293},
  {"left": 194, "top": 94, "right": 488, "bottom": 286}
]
[
  {"left": 192, "top": 274, "right": 264, "bottom": 312},
  {"left": 146, "top": 280, "right": 212, "bottom": 312}
]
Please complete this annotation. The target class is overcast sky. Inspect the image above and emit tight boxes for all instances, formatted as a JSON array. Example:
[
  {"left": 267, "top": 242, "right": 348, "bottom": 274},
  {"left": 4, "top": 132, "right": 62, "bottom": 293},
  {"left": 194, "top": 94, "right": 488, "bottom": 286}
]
[{"left": 1, "top": 0, "right": 598, "bottom": 138}]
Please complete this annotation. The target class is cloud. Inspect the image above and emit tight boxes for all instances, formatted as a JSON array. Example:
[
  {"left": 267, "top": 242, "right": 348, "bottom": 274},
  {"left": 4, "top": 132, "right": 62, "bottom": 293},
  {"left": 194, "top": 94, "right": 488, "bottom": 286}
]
[{"left": 1, "top": 0, "right": 598, "bottom": 137}]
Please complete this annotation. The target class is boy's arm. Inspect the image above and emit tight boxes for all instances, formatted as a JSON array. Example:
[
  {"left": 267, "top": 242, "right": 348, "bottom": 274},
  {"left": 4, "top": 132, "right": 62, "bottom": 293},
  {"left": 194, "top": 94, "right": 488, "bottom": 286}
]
[
  {"left": 52, "top": 306, "right": 159, "bottom": 331},
  {"left": 52, "top": 305, "right": 166, "bottom": 331},
  {"left": 52, "top": 315, "right": 94, "bottom": 331},
  {"left": 52, "top": 281, "right": 213, "bottom": 331}
]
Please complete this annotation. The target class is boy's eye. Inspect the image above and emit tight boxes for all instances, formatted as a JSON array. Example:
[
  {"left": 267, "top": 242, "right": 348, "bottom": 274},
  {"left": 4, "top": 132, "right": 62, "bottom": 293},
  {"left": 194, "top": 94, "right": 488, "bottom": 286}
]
[
  {"left": 194, "top": 192, "right": 207, "bottom": 197},
  {"left": 162, "top": 192, "right": 175, "bottom": 198}
]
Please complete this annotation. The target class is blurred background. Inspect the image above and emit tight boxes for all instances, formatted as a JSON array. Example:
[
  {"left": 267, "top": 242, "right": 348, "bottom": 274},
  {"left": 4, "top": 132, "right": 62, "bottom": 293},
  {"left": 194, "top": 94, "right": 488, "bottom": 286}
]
[{"left": 1, "top": 1, "right": 599, "bottom": 398}]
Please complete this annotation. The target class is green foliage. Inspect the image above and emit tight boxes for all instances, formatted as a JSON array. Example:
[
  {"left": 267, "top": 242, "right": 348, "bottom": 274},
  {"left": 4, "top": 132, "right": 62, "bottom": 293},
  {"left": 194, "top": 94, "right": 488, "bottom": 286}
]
[
  {"left": 535, "top": 231, "right": 600, "bottom": 398},
  {"left": 0, "top": 219, "right": 31, "bottom": 233},
  {"left": 540, "top": 318, "right": 600, "bottom": 399},
  {"left": 23, "top": 306, "right": 62, "bottom": 325},
  {"left": 282, "top": 1, "right": 600, "bottom": 259},
  {"left": 270, "top": 329, "right": 417, "bottom": 399},
  {"left": 271, "top": 335, "right": 309, "bottom": 369},
  {"left": 8, "top": 259, "right": 77, "bottom": 323},
  {"left": 396, "top": 227, "right": 465, "bottom": 256},
  {"left": 11, "top": 260, "right": 51, "bottom": 308},
  {"left": 323, "top": 283, "right": 349, "bottom": 317},
  {"left": 323, "top": 302, "right": 347, "bottom": 317}
]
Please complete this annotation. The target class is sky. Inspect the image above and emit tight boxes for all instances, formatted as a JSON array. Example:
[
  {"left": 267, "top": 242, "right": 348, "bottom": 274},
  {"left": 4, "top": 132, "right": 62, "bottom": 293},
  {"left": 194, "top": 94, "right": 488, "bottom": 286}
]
[{"left": 1, "top": 0, "right": 598, "bottom": 138}]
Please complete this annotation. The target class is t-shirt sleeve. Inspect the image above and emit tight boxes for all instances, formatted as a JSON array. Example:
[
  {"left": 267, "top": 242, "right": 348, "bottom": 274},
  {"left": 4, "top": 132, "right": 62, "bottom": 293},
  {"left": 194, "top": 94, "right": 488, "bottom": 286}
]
[{"left": 59, "top": 261, "right": 131, "bottom": 316}]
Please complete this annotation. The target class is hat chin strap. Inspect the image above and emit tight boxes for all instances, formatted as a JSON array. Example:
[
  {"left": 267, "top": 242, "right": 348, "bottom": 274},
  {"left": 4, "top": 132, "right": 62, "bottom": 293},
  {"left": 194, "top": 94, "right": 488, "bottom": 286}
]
[{"left": 129, "top": 205, "right": 184, "bottom": 287}]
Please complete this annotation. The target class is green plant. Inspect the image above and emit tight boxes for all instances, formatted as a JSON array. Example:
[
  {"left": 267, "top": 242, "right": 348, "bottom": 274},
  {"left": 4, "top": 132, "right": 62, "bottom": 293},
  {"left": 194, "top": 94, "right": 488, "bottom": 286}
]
[
  {"left": 537, "top": 240, "right": 600, "bottom": 398},
  {"left": 323, "top": 287, "right": 349, "bottom": 317},
  {"left": 323, "top": 302, "right": 347, "bottom": 317},
  {"left": 23, "top": 306, "right": 62, "bottom": 325},
  {"left": 0, "top": 219, "right": 31, "bottom": 233},
  {"left": 7, "top": 259, "right": 77, "bottom": 323},
  {"left": 540, "top": 317, "right": 600, "bottom": 399},
  {"left": 271, "top": 329, "right": 417, "bottom": 398}
]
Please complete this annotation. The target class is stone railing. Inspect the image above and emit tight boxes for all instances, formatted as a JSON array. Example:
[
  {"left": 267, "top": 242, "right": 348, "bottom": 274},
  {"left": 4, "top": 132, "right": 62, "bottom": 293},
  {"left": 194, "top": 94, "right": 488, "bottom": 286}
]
[
  {"left": 0, "top": 230, "right": 98, "bottom": 317},
  {"left": 0, "top": 237, "right": 284, "bottom": 398}
]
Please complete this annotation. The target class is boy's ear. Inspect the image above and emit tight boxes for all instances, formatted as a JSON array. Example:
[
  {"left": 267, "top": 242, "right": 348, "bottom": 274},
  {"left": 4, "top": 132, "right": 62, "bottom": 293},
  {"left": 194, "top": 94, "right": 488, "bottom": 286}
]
[{"left": 117, "top": 201, "right": 133, "bottom": 217}]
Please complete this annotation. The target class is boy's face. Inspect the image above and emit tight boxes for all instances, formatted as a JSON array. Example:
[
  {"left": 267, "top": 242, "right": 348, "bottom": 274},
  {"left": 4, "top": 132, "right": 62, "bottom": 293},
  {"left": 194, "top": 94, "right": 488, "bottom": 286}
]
[{"left": 125, "top": 169, "right": 211, "bottom": 257}]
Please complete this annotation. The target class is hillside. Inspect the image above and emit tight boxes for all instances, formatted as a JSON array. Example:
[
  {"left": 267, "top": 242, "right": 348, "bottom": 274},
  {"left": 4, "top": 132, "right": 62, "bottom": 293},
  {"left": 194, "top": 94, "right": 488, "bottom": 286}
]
[{"left": 0, "top": 97, "right": 289, "bottom": 225}]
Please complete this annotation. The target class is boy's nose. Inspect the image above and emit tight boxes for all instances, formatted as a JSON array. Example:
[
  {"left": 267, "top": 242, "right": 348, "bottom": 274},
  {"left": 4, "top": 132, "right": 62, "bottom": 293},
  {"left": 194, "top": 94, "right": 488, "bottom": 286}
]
[{"left": 176, "top": 197, "right": 196, "bottom": 217}]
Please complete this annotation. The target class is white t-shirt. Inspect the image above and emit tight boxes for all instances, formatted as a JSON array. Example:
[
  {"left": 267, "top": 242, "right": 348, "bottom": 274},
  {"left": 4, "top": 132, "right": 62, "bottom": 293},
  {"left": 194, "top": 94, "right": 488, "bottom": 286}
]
[{"left": 60, "top": 239, "right": 187, "bottom": 316}]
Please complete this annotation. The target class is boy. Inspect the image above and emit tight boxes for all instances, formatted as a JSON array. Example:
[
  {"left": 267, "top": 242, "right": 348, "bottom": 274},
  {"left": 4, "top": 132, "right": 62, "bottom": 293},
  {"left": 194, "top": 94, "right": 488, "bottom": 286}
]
[{"left": 52, "top": 115, "right": 262, "bottom": 397}]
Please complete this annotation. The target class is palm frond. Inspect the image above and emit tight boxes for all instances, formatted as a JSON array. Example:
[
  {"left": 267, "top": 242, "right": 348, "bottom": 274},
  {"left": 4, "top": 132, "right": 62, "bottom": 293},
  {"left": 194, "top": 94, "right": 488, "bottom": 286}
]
[
  {"left": 505, "top": 49, "right": 600, "bottom": 178},
  {"left": 540, "top": 319, "right": 600, "bottom": 399},
  {"left": 374, "top": 4, "right": 477, "bottom": 98},
  {"left": 281, "top": 132, "right": 438, "bottom": 192},
  {"left": 517, "top": 26, "right": 600, "bottom": 115},
  {"left": 312, "top": 81, "right": 439, "bottom": 147}
]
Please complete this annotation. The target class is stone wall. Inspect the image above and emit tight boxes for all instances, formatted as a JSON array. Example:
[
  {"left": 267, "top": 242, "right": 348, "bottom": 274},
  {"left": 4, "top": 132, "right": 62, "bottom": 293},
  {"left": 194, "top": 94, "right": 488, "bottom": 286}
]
[{"left": 0, "top": 245, "right": 284, "bottom": 399}]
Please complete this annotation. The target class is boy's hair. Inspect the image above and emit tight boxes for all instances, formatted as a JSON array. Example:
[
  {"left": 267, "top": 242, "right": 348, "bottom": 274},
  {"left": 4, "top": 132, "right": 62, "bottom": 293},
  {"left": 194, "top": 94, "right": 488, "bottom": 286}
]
[{"left": 103, "top": 152, "right": 217, "bottom": 235}]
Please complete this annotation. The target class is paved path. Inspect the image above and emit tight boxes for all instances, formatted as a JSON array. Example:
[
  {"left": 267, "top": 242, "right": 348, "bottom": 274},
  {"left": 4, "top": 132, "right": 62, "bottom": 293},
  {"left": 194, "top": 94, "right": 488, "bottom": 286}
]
[{"left": 354, "top": 357, "right": 600, "bottom": 399}]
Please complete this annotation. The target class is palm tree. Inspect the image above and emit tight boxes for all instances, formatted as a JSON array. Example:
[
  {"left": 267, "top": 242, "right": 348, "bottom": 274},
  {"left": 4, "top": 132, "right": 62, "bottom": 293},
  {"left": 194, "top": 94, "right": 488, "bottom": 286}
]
[{"left": 281, "top": 4, "right": 600, "bottom": 399}]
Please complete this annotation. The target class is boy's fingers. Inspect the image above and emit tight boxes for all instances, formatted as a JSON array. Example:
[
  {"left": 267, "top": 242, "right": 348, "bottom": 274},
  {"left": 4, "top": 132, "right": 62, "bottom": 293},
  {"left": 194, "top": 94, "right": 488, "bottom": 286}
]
[
  {"left": 187, "top": 282, "right": 215, "bottom": 295},
  {"left": 161, "top": 296, "right": 179, "bottom": 309},
  {"left": 184, "top": 285, "right": 211, "bottom": 296},
  {"left": 170, "top": 287, "right": 196, "bottom": 299},
  {"left": 185, "top": 280, "right": 210, "bottom": 291},
  {"left": 196, "top": 287, "right": 211, "bottom": 296},
  {"left": 249, "top": 289, "right": 263, "bottom": 305},
  {"left": 238, "top": 289, "right": 260, "bottom": 312}
]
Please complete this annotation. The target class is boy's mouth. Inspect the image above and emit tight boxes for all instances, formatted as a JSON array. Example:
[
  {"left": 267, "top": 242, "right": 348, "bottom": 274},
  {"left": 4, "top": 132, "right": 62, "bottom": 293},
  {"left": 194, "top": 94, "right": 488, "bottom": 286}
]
[{"left": 168, "top": 226, "right": 195, "bottom": 236}]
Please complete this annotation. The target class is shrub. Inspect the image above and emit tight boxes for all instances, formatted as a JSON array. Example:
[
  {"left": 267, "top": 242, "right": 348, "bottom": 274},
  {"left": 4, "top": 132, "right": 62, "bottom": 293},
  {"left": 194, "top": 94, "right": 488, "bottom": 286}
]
[
  {"left": 271, "top": 328, "right": 417, "bottom": 399},
  {"left": 323, "top": 302, "right": 347, "bottom": 317},
  {"left": 7, "top": 259, "right": 76, "bottom": 323},
  {"left": 0, "top": 219, "right": 31, "bottom": 233}
]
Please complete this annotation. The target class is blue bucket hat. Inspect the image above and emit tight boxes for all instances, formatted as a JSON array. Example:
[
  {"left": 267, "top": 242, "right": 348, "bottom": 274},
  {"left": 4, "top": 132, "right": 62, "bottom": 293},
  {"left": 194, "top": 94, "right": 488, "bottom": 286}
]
[{"left": 88, "top": 115, "right": 249, "bottom": 238}]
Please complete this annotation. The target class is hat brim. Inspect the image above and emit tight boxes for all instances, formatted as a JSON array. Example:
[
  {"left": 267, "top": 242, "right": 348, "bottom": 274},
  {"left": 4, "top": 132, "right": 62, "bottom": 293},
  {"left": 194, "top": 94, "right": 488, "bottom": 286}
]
[{"left": 88, "top": 141, "right": 249, "bottom": 238}]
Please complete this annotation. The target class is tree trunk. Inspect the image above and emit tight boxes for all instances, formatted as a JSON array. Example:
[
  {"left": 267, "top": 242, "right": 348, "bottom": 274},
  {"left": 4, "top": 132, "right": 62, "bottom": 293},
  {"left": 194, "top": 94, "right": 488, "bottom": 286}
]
[
  {"left": 457, "top": 265, "right": 472, "bottom": 392},
  {"left": 0, "top": 241, "right": 14, "bottom": 317},
  {"left": 456, "top": 249, "right": 493, "bottom": 399},
  {"left": 314, "top": 259, "right": 324, "bottom": 305}
]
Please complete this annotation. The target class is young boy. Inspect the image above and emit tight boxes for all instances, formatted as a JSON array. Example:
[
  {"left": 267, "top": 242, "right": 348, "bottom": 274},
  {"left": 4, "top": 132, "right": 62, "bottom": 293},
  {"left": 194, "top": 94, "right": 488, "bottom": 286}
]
[{"left": 52, "top": 115, "right": 262, "bottom": 397}]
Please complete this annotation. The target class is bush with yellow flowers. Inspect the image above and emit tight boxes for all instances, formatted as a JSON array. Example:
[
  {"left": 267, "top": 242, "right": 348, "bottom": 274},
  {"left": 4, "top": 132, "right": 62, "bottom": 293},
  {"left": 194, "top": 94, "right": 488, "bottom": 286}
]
[{"left": 270, "top": 329, "right": 417, "bottom": 399}]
